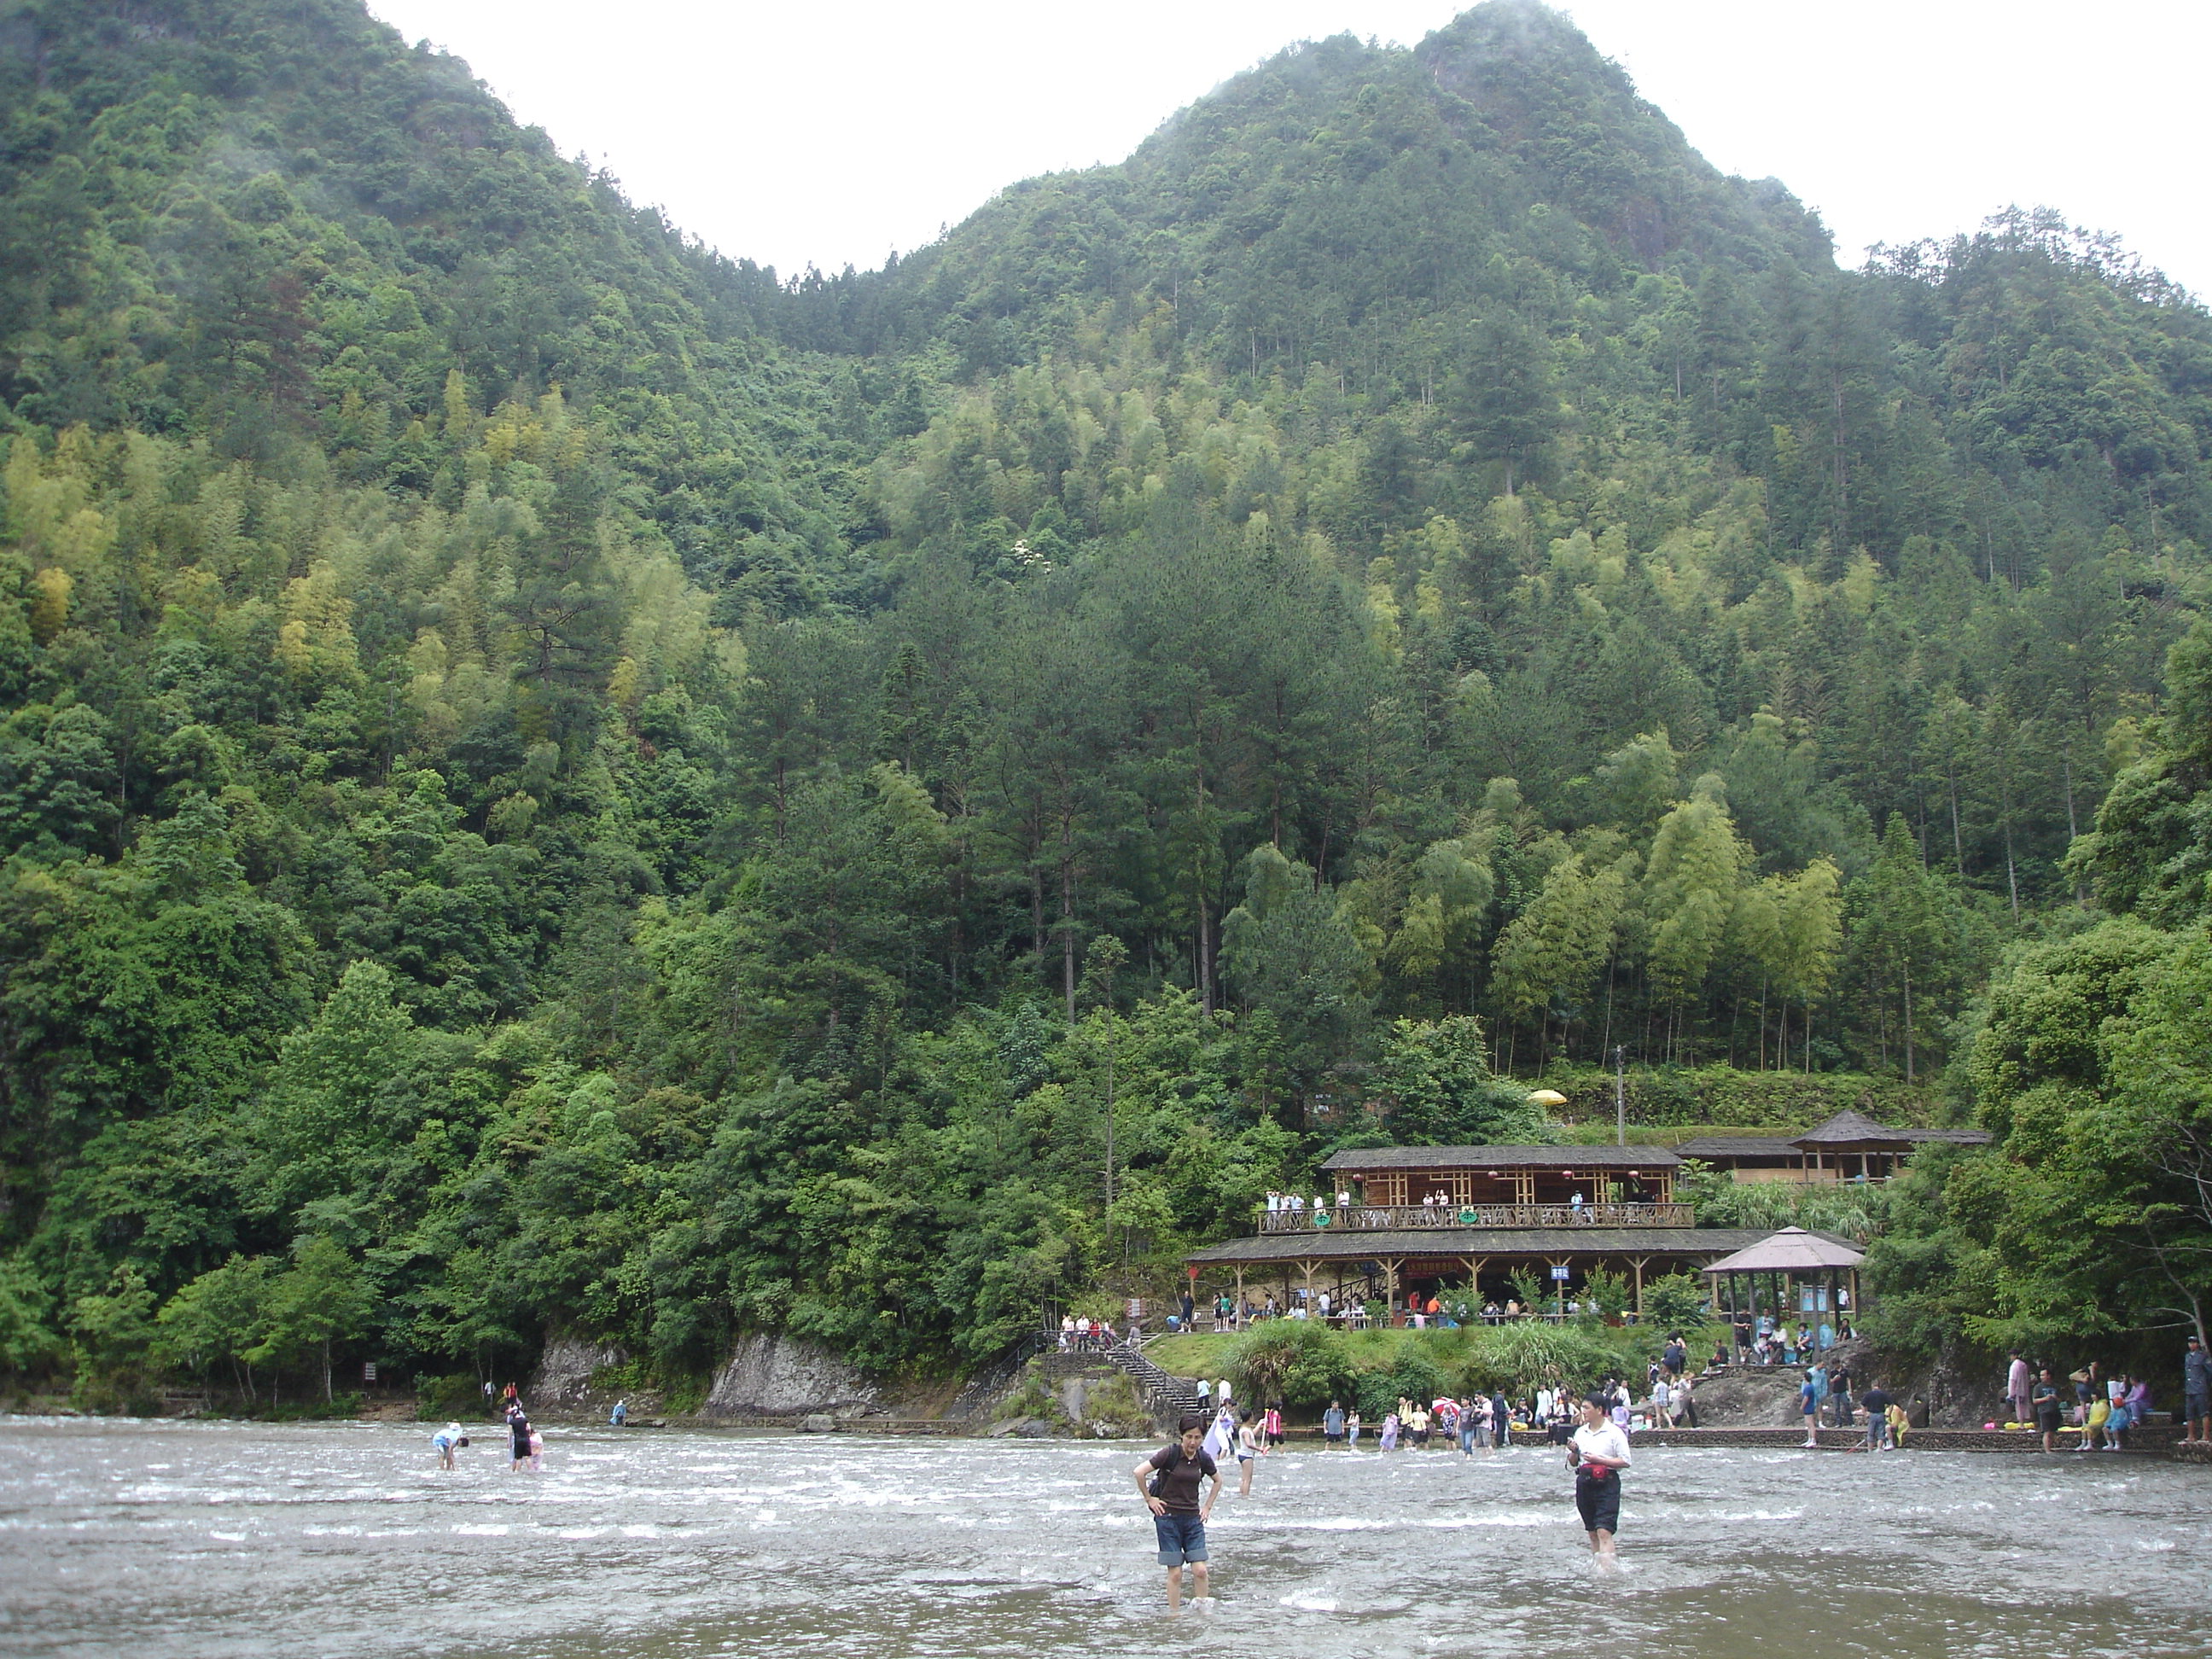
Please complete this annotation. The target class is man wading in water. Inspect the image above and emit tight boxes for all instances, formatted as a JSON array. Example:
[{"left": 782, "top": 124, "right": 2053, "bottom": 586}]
[
  {"left": 1135, "top": 1414, "right": 1220, "bottom": 1610},
  {"left": 1566, "top": 1393, "right": 1632, "bottom": 1566}
]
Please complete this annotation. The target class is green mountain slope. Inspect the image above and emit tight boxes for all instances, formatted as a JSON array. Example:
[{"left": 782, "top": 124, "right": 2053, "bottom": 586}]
[{"left": 0, "top": 0, "right": 2206, "bottom": 1395}]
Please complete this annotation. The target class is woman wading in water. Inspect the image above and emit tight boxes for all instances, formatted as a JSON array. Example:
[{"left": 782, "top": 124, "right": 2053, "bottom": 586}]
[
  {"left": 1134, "top": 1415, "right": 1220, "bottom": 1610},
  {"left": 1566, "top": 1393, "right": 1632, "bottom": 1564}
]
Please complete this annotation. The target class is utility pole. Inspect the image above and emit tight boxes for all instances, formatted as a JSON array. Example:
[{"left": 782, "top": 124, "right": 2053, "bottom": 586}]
[{"left": 1614, "top": 1045, "right": 1627, "bottom": 1148}]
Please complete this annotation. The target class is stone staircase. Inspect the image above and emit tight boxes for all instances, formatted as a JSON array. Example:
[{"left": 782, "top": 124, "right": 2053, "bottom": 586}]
[{"left": 1102, "top": 1339, "right": 1208, "bottom": 1420}]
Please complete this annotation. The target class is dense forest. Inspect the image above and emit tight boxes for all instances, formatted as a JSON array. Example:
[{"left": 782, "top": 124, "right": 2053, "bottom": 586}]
[{"left": 1, "top": 0, "right": 2206, "bottom": 1407}]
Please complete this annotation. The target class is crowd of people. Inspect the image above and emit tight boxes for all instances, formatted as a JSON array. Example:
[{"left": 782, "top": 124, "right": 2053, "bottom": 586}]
[
  {"left": 2004, "top": 1350, "right": 2173, "bottom": 1452},
  {"left": 1725, "top": 1309, "right": 1856, "bottom": 1363},
  {"left": 1785, "top": 1356, "right": 1907, "bottom": 1448},
  {"left": 1057, "top": 1315, "right": 1122, "bottom": 1352},
  {"left": 1173, "top": 1286, "right": 1698, "bottom": 1335},
  {"left": 1133, "top": 1329, "right": 2210, "bottom": 1606}
]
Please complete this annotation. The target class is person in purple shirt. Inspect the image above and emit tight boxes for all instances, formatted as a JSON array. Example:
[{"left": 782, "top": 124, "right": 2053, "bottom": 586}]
[{"left": 2005, "top": 1352, "right": 2032, "bottom": 1426}]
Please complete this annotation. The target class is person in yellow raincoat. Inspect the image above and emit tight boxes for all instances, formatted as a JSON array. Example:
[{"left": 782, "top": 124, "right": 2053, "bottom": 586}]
[{"left": 2084, "top": 1391, "right": 2110, "bottom": 1450}]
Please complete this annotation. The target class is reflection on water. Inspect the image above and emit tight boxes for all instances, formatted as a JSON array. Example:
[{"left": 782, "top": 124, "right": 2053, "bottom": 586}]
[{"left": 1, "top": 1416, "right": 2206, "bottom": 1658}]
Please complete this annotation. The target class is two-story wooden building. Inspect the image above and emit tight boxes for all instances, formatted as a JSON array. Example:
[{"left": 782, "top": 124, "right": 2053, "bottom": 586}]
[
  {"left": 1674, "top": 1109, "right": 1990, "bottom": 1185},
  {"left": 1184, "top": 1143, "right": 1770, "bottom": 1322}
]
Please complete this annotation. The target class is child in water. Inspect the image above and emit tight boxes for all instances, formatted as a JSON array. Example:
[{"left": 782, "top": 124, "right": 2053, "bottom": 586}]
[
  {"left": 431, "top": 1423, "right": 469, "bottom": 1470},
  {"left": 528, "top": 1427, "right": 545, "bottom": 1471}
]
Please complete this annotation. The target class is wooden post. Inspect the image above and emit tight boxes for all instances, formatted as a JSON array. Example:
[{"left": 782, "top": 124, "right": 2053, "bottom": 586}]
[
  {"left": 1300, "top": 1260, "right": 1317, "bottom": 1313},
  {"left": 1458, "top": 1255, "right": 1488, "bottom": 1308},
  {"left": 1382, "top": 1259, "right": 1401, "bottom": 1326},
  {"left": 1235, "top": 1264, "right": 1245, "bottom": 1323},
  {"left": 1631, "top": 1256, "right": 1649, "bottom": 1323}
]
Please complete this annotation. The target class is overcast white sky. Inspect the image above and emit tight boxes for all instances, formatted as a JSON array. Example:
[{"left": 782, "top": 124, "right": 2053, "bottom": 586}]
[{"left": 367, "top": 0, "right": 2212, "bottom": 296}]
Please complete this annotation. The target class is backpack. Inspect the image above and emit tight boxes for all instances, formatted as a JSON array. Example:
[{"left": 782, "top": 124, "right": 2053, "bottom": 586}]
[{"left": 1148, "top": 1441, "right": 1208, "bottom": 1499}]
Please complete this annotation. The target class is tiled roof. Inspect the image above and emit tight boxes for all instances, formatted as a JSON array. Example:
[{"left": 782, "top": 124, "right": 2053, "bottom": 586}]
[
  {"left": 1318, "top": 1144, "right": 1679, "bottom": 1171},
  {"left": 1790, "top": 1109, "right": 1900, "bottom": 1145},
  {"left": 1672, "top": 1136, "right": 1801, "bottom": 1158},
  {"left": 1703, "top": 1225, "right": 1866, "bottom": 1272}
]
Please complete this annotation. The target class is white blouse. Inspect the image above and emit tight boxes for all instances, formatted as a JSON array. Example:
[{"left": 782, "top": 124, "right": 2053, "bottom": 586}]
[{"left": 1571, "top": 1421, "right": 1633, "bottom": 1470}]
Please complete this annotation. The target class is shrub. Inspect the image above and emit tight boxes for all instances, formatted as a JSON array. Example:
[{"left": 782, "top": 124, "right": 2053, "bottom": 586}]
[
  {"left": 1353, "top": 1347, "right": 1446, "bottom": 1420},
  {"left": 1506, "top": 1270, "right": 1551, "bottom": 1314},
  {"left": 1580, "top": 1269, "right": 1631, "bottom": 1320},
  {"left": 415, "top": 1372, "right": 484, "bottom": 1420},
  {"left": 1643, "top": 1272, "right": 1711, "bottom": 1328},
  {"left": 1229, "top": 1319, "right": 1352, "bottom": 1410},
  {"left": 1456, "top": 1324, "right": 1626, "bottom": 1395},
  {"left": 994, "top": 1359, "right": 1068, "bottom": 1423}
]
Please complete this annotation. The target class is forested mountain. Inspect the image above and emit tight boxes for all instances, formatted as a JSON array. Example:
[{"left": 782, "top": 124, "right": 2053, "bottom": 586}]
[{"left": 1, "top": 0, "right": 2205, "bottom": 1401}]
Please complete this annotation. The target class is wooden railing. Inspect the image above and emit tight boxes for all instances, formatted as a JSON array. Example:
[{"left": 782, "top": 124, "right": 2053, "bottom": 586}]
[{"left": 1257, "top": 1202, "right": 1694, "bottom": 1234}]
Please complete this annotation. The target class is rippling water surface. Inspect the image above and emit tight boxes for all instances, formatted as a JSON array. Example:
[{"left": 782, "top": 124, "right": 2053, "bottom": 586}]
[{"left": 2, "top": 1416, "right": 2206, "bottom": 1658}]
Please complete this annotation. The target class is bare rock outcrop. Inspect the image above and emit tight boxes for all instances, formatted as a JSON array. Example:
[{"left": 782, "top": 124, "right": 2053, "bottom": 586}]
[
  {"left": 529, "top": 1334, "right": 628, "bottom": 1406},
  {"left": 704, "top": 1332, "right": 879, "bottom": 1417}
]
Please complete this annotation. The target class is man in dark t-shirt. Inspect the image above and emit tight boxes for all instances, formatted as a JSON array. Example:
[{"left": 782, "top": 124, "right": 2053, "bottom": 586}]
[
  {"left": 1860, "top": 1381, "right": 1893, "bottom": 1450},
  {"left": 1132, "top": 1415, "right": 1220, "bottom": 1610},
  {"left": 2031, "top": 1368, "right": 2064, "bottom": 1452}
]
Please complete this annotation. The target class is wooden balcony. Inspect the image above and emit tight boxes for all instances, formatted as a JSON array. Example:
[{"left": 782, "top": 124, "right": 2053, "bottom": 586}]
[{"left": 1257, "top": 1202, "right": 1696, "bottom": 1234}]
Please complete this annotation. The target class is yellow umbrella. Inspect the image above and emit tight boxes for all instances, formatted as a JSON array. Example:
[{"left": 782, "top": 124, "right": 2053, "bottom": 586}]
[{"left": 1526, "top": 1089, "right": 1569, "bottom": 1107}]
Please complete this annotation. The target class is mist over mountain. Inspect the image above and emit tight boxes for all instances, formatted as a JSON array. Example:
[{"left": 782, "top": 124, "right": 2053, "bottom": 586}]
[{"left": 1, "top": 0, "right": 2205, "bottom": 1395}]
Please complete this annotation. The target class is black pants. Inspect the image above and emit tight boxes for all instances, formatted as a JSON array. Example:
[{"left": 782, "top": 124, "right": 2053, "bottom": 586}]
[{"left": 1575, "top": 1470, "right": 1621, "bottom": 1534}]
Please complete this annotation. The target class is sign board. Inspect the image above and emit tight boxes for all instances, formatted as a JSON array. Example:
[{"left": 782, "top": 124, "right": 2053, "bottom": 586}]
[
  {"left": 1551, "top": 1266, "right": 1571, "bottom": 1281},
  {"left": 362, "top": 1362, "right": 378, "bottom": 1382},
  {"left": 1188, "top": 1265, "right": 1200, "bottom": 1280}
]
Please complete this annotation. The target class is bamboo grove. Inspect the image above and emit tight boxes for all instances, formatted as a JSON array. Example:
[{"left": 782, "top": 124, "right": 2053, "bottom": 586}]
[{"left": 0, "top": 0, "right": 2208, "bottom": 1401}]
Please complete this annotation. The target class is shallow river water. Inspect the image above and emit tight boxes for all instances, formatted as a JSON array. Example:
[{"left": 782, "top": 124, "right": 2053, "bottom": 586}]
[{"left": 1, "top": 1416, "right": 2206, "bottom": 1659}]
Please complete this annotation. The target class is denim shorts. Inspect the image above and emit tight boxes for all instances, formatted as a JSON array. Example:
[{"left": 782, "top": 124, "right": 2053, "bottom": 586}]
[{"left": 1154, "top": 1510, "right": 1208, "bottom": 1565}]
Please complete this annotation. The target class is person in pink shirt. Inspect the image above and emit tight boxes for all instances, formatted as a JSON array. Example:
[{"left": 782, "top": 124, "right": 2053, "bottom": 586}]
[{"left": 2005, "top": 1353, "right": 2032, "bottom": 1425}]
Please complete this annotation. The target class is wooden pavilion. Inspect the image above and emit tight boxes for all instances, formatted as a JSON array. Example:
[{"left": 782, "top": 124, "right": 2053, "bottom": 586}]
[
  {"left": 1185, "top": 1143, "right": 1766, "bottom": 1322},
  {"left": 1675, "top": 1110, "right": 1991, "bottom": 1185},
  {"left": 1701, "top": 1225, "right": 1867, "bottom": 1342}
]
